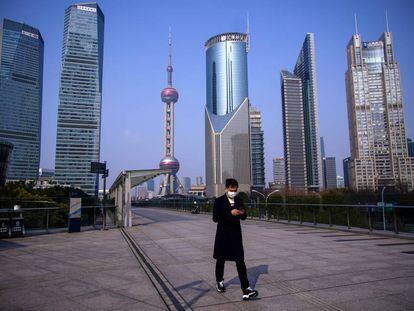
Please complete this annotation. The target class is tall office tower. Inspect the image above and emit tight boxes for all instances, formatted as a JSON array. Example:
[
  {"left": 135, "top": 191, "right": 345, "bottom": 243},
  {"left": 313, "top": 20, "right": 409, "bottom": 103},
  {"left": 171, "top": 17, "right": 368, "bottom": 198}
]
[
  {"left": 146, "top": 180, "right": 155, "bottom": 192},
  {"left": 0, "top": 140, "right": 14, "bottom": 186},
  {"left": 182, "top": 177, "right": 191, "bottom": 193},
  {"left": 345, "top": 29, "right": 414, "bottom": 191},
  {"left": 158, "top": 30, "right": 183, "bottom": 195},
  {"left": 205, "top": 32, "right": 251, "bottom": 197},
  {"left": 343, "top": 157, "right": 351, "bottom": 188},
  {"left": 0, "top": 19, "right": 44, "bottom": 181},
  {"left": 293, "top": 33, "right": 322, "bottom": 191},
  {"left": 55, "top": 3, "right": 104, "bottom": 196},
  {"left": 280, "top": 71, "right": 307, "bottom": 192},
  {"left": 320, "top": 136, "right": 337, "bottom": 189},
  {"left": 250, "top": 107, "right": 265, "bottom": 191},
  {"left": 196, "top": 176, "right": 203, "bottom": 185},
  {"left": 322, "top": 157, "right": 337, "bottom": 189},
  {"left": 407, "top": 139, "right": 414, "bottom": 157},
  {"left": 336, "top": 175, "right": 345, "bottom": 188},
  {"left": 273, "top": 157, "right": 285, "bottom": 188}
]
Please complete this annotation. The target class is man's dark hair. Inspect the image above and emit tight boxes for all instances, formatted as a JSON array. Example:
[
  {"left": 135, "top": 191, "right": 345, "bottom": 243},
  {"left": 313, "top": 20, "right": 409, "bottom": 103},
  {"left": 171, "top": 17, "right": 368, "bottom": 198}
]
[{"left": 225, "top": 178, "right": 238, "bottom": 189}]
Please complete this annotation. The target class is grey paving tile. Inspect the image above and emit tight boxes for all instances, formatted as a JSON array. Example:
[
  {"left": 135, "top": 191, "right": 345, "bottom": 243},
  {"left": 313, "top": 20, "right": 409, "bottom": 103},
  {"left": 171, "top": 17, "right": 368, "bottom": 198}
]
[{"left": 72, "top": 289, "right": 137, "bottom": 310}]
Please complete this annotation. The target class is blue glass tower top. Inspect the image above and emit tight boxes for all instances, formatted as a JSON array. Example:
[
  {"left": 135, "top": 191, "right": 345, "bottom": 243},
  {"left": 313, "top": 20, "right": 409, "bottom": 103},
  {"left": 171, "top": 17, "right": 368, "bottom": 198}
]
[
  {"left": 205, "top": 33, "right": 249, "bottom": 117},
  {"left": 0, "top": 19, "right": 44, "bottom": 181}
]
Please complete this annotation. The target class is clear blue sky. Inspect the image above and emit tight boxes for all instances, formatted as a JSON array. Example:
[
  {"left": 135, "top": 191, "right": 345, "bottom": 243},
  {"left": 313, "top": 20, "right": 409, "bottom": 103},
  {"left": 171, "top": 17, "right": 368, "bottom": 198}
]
[{"left": 1, "top": 0, "right": 413, "bottom": 188}]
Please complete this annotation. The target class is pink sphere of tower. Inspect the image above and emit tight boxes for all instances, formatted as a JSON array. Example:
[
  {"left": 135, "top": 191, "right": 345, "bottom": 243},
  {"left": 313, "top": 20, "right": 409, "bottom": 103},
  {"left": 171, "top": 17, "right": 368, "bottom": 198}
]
[
  {"left": 159, "top": 156, "right": 180, "bottom": 174},
  {"left": 161, "top": 87, "right": 179, "bottom": 103}
]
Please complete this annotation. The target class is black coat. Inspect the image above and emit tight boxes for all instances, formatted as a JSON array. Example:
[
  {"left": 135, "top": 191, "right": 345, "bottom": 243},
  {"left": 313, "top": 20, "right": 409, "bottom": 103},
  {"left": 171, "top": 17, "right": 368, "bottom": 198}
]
[{"left": 213, "top": 194, "right": 247, "bottom": 261}]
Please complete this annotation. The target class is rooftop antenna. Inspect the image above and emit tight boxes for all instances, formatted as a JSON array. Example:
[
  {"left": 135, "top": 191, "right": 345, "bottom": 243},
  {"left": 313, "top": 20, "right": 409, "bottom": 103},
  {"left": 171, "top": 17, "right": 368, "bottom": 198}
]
[
  {"left": 167, "top": 26, "right": 172, "bottom": 87},
  {"left": 354, "top": 13, "right": 359, "bottom": 35},
  {"left": 246, "top": 12, "right": 250, "bottom": 52},
  {"left": 385, "top": 10, "right": 390, "bottom": 32}
]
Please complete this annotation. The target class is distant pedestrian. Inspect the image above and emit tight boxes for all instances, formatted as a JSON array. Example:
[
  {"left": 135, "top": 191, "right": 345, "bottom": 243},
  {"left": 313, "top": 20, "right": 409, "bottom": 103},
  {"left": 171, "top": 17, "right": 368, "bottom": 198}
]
[{"left": 212, "top": 178, "right": 259, "bottom": 300}]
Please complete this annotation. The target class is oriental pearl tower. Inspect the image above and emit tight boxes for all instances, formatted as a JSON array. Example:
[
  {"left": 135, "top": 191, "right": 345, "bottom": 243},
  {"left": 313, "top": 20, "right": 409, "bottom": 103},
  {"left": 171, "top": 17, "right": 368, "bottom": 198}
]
[{"left": 159, "top": 29, "right": 183, "bottom": 195}]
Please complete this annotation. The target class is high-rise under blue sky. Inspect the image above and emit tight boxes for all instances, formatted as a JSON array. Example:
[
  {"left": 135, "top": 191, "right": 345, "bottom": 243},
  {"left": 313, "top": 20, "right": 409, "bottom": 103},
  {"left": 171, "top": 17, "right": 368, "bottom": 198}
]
[{"left": 1, "top": 0, "right": 413, "bottom": 187}]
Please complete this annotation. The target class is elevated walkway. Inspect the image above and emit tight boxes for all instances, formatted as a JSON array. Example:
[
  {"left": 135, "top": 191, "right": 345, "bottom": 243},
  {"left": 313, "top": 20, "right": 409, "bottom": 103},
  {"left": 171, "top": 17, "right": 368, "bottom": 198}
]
[
  {"left": 1, "top": 207, "right": 413, "bottom": 310},
  {"left": 108, "top": 168, "right": 171, "bottom": 227}
]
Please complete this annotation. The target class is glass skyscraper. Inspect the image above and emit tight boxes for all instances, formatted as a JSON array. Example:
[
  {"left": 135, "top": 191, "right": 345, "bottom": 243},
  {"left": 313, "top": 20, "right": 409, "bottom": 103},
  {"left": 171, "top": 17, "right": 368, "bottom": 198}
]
[
  {"left": 345, "top": 30, "right": 414, "bottom": 191},
  {"left": 205, "top": 33, "right": 251, "bottom": 197},
  {"left": 293, "top": 33, "right": 322, "bottom": 191},
  {"left": 250, "top": 107, "right": 265, "bottom": 191},
  {"left": 55, "top": 3, "right": 104, "bottom": 196},
  {"left": 0, "top": 19, "right": 44, "bottom": 181},
  {"left": 280, "top": 70, "right": 307, "bottom": 191},
  {"left": 273, "top": 157, "right": 285, "bottom": 189},
  {"left": 407, "top": 139, "right": 414, "bottom": 158},
  {"left": 322, "top": 157, "right": 337, "bottom": 189}
]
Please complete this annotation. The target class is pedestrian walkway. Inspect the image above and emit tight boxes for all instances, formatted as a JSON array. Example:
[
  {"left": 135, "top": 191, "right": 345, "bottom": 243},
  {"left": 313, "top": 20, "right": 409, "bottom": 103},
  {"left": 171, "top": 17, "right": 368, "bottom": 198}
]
[{"left": 1, "top": 207, "right": 414, "bottom": 310}]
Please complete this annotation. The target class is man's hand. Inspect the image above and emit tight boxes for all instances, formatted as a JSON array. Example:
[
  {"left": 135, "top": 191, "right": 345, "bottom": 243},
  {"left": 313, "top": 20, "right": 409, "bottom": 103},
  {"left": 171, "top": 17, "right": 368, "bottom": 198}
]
[
  {"left": 231, "top": 209, "right": 245, "bottom": 216},
  {"left": 231, "top": 209, "right": 241, "bottom": 216}
]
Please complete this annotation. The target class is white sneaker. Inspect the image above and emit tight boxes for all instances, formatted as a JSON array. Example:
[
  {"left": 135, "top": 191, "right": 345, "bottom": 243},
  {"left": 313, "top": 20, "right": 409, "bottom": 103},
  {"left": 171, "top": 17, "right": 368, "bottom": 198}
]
[{"left": 242, "top": 287, "right": 258, "bottom": 300}]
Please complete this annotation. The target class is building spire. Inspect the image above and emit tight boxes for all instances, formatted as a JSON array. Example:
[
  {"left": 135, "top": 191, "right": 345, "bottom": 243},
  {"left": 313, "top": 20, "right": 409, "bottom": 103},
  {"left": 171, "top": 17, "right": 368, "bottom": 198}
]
[
  {"left": 354, "top": 13, "right": 359, "bottom": 35},
  {"left": 385, "top": 10, "right": 390, "bottom": 32},
  {"left": 246, "top": 12, "right": 250, "bottom": 52},
  {"left": 167, "top": 26, "right": 173, "bottom": 87}
]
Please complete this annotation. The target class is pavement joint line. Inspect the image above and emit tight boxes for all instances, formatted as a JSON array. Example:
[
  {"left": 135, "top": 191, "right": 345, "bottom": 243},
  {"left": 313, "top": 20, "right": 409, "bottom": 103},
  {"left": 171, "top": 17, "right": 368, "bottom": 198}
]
[
  {"left": 120, "top": 227, "right": 192, "bottom": 311},
  {"left": 277, "top": 274, "right": 414, "bottom": 295},
  {"left": 120, "top": 228, "right": 185, "bottom": 310},
  {"left": 333, "top": 237, "right": 390, "bottom": 242},
  {"left": 295, "top": 231, "right": 336, "bottom": 234},
  {"left": 271, "top": 280, "right": 343, "bottom": 311},
  {"left": 376, "top": 242, "right": 414, "bottom": 246},
  {"left": 320, "top": 234, "right": 362, "bottom": 237}
]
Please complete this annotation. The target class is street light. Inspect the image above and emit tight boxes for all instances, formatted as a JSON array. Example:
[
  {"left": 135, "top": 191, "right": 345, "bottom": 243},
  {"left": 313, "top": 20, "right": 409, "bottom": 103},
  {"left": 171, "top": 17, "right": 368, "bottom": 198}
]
[
  {"left": 251, "top": 189, "right": 280, "bottom": 219},
  {"left": 381, "top": 186, "right": 387, "bottom": 231}
]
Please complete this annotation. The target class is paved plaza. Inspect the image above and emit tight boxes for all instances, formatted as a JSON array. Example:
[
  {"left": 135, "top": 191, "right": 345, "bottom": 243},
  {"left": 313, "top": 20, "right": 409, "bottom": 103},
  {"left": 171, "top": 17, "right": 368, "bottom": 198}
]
[{"left": 1, "top": 207, "right": 414, "bottom": 310}]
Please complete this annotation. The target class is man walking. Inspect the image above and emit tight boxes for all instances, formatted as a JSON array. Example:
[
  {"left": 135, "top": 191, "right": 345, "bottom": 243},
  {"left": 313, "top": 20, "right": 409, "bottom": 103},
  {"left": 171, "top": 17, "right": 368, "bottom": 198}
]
[{"left": 213, "top": 178, "right": 259, "bottom": 300}]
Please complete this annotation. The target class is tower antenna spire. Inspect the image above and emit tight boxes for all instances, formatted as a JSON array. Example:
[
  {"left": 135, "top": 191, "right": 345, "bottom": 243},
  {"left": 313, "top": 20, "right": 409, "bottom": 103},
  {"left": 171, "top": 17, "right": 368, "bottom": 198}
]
[
  {"left": 246, "top": 12, "right": 250, "bottom": 52},
  {"left": 385, "top": 10, "right": 390, "bottom": 32},
  {"left": 354, "top": 13, "right": 359, "bottom": 35},
  {"left": 167, "top": 26, "right": 172, "bottom": 87}
]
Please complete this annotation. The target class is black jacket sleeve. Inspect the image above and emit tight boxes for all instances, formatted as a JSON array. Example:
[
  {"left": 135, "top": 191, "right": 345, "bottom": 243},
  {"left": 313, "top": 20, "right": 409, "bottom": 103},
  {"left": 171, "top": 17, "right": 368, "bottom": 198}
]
[
  {"left": 212, "top": 196, "right": 234, "bottom": 223},
  {"left": 237, "top": 198, "right": 247, "bottom": 221}
]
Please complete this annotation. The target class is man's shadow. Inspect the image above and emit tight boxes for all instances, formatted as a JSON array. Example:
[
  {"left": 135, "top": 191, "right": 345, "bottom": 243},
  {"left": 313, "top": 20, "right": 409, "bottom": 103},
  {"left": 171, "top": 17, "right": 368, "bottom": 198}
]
[
  {"left": 226, "top": 264, "right": 268, "bottom": 289},
  {"left": 175, "top": 264, "right": 268, "bottom": 306}
]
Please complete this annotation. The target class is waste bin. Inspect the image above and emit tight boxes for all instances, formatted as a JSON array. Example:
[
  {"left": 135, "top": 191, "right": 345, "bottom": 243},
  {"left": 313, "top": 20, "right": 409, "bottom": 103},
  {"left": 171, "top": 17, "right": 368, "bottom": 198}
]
[
  {"left": 10, "top": 217, "right": 25, "bottom": 237},
  {"left": 0, "top": 218, "right": 10, "bottom": 238}
]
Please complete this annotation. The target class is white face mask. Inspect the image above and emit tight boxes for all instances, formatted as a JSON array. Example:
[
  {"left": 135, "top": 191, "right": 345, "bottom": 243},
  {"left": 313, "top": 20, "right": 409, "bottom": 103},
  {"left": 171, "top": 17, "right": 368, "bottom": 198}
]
[{"left": 227, "top": 191, "right": 237, "bottom": 199}]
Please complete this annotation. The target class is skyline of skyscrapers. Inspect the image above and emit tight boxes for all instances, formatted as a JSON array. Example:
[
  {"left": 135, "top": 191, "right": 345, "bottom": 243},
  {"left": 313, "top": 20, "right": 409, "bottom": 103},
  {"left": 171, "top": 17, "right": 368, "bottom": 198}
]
[
  {"left": 205, "top": 32, "right": 251, "bottom": 197},
  {"left": 54, "top": 3, "right": 105, "bottom": 196},
  {"left": 345, "top": 29, "right": 414, "bottom": 191},
  {"left": 1, "top": 5, "right": 413, "bottom": 197},
  {"left": 250, "top": 107, "right": 265, "bottom": 191},
  {"left": 0, "top": 19, "right": 44, "bottom": 181}
]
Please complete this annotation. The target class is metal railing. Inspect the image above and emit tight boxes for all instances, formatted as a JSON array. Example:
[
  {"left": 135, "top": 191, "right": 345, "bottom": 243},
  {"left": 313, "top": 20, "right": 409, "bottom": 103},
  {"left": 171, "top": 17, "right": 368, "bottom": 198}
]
[
  {"left": 133, "top": 200, "right": 414, "bottom": 234},
  {"left": 0, "top": 204, "right": 117, "bottom": 236}
]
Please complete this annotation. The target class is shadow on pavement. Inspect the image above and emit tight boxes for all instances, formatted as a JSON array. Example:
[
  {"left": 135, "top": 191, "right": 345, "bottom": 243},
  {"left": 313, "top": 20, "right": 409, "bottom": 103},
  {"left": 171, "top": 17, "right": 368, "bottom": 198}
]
[
  {"left": 0, "top": 239, "right": 26, "bottom": 250},
  {"left": 227, "top": 264, "right": 269, "bottom": 289},
  {"left": 175, "top": 265, "right": 268, "bottom": 306}
]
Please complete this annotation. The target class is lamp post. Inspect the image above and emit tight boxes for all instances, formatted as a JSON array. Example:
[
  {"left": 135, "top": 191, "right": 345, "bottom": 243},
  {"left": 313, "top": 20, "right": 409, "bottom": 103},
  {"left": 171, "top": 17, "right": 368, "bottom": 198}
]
[
  {"left": 251, "top": 189, "right": 280, "bottom": 219},
  {"left": 381, "top": 186, "right": 387, "bottom": 231}
]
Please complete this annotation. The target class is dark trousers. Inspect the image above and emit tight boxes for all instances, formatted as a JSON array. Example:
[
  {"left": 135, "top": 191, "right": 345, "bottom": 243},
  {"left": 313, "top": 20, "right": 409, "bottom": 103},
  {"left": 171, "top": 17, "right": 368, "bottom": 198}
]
[{"left": 215, "top": 259, "right": 249, "bottom": 290}]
